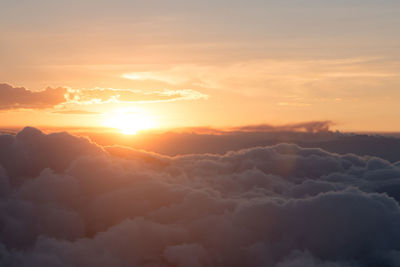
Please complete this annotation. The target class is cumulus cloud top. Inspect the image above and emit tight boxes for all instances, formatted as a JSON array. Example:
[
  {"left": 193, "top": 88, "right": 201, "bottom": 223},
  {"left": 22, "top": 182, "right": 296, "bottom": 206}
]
[{"left": 1, "top": 128, "right": 400, "bottom": 266}]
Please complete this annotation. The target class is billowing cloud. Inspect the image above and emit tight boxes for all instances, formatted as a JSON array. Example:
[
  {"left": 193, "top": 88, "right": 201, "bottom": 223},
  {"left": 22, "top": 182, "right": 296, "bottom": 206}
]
[
  {"left": 0, "top": 83, "right": 208, "bottom": 111},
  {"left": 0, "top": 127, "right": 400, "bottom": 266}
]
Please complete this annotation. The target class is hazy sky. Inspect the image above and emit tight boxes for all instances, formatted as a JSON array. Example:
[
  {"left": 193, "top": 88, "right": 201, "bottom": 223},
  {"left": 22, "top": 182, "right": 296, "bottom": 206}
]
[{"left": 1, "top": 0, "right": 400, "bottom": 131}]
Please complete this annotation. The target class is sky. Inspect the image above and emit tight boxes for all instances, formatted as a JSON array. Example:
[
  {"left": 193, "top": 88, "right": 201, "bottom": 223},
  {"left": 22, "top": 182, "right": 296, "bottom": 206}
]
[
  {"left": 1, "top": 0, "right": 400, "bottom": 132},
  {"left": 3, "top": 3, "right": 400, "bottom": 265}
]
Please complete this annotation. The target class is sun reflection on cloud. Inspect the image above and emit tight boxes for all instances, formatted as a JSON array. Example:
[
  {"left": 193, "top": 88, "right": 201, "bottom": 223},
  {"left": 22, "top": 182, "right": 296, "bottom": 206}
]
[{"left": 122, "top": 72, "right": 187, "bottom": 84}]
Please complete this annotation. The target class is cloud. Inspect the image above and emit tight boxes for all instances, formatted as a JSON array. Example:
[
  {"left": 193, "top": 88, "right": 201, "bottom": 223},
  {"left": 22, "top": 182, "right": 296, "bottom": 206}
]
[
  {"left": 0, "top": 127, "right": 102, "bottom": 182},
  {"left": 231, "top": 121, "right": 333, "bottom": 133},
  {"left": 1, "top": 127, "right": 400, "bottom": 266},
  {"left": 122, "top": 72, "right": 189, "bottom": 85},
  {"left": 277, "top": 102, "right": 311, "bottom": 107},
  {"left": 0, "top": 83, "right": 67, "bottom": 110},
  {"left": 120, "top": 57, "right": 399, "bottom": 101},
  {"left": 65, "top": 88, "right": 208, "bottom": 105},
  {"left": 0, "top": 83, "right": 208, "bottom": 111},
  {"left": 83, "top": 124, "right": 400, "bottom": 164}
]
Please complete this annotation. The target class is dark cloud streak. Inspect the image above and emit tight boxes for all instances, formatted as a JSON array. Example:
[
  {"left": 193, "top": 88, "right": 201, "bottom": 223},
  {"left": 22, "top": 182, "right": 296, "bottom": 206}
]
[
  {"left": 0, "top": 83, "right": 67, "bottom": 110},
  {"left": 231, "top": 121, "right": 333, "bottom": 133}
]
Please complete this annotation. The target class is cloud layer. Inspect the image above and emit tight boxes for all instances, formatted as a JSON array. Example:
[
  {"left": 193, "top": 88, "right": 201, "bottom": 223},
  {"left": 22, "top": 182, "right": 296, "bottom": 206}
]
[{"left": 1, "top": 128, "right": 400, "bottom": 266}]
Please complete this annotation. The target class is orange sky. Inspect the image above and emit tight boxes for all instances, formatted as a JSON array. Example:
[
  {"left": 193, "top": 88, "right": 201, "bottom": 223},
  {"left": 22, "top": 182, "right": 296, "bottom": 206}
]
[{"left": 1, "top": 1, "right": 400, "bottom": 132}]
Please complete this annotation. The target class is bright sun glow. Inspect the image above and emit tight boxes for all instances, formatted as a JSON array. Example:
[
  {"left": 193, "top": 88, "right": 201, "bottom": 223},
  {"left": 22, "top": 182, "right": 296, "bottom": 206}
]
[{"left": 103, "top": 109, "right": 157, "bottom": 135}]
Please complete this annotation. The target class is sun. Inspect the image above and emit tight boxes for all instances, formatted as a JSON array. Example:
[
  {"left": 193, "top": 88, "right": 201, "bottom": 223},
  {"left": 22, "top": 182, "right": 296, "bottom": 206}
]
[{"left": 103, "top": 109, "right": 157, "bottom": 135}]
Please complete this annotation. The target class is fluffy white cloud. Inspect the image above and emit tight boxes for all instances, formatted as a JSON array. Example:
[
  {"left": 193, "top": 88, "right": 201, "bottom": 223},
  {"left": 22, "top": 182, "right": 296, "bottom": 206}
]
[{"left": 0, "top": 127, "right": 400, "bottom": 266}]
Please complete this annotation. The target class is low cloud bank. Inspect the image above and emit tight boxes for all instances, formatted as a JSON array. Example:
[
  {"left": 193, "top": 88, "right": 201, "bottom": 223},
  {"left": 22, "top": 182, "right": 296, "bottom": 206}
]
[{"left": 1, "top": 127, "right": 400, "bottom": 266}]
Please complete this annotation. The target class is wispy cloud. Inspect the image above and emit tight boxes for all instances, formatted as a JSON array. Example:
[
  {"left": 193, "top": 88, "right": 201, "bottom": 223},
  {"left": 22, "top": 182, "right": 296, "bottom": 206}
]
[
  {"left": 65, "top": 88, "right": 208, "bottom": 105},
  {"left": 122, "top": 72, "right": 188, "bottom": 85},
  {"left": 51, "top": 110, "right": 101, "bottom": 115},
  {"left": 118, "top": 57, "right": 399, "bottom": 100},
  {"left": 0, "top": 83, "right": 208, "bottom": 111}
]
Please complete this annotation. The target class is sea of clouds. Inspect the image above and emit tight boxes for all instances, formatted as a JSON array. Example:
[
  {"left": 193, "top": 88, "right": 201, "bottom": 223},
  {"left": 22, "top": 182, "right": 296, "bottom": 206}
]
[{"left": 1, "top": 127, "right": 400, "bottom": 266}]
